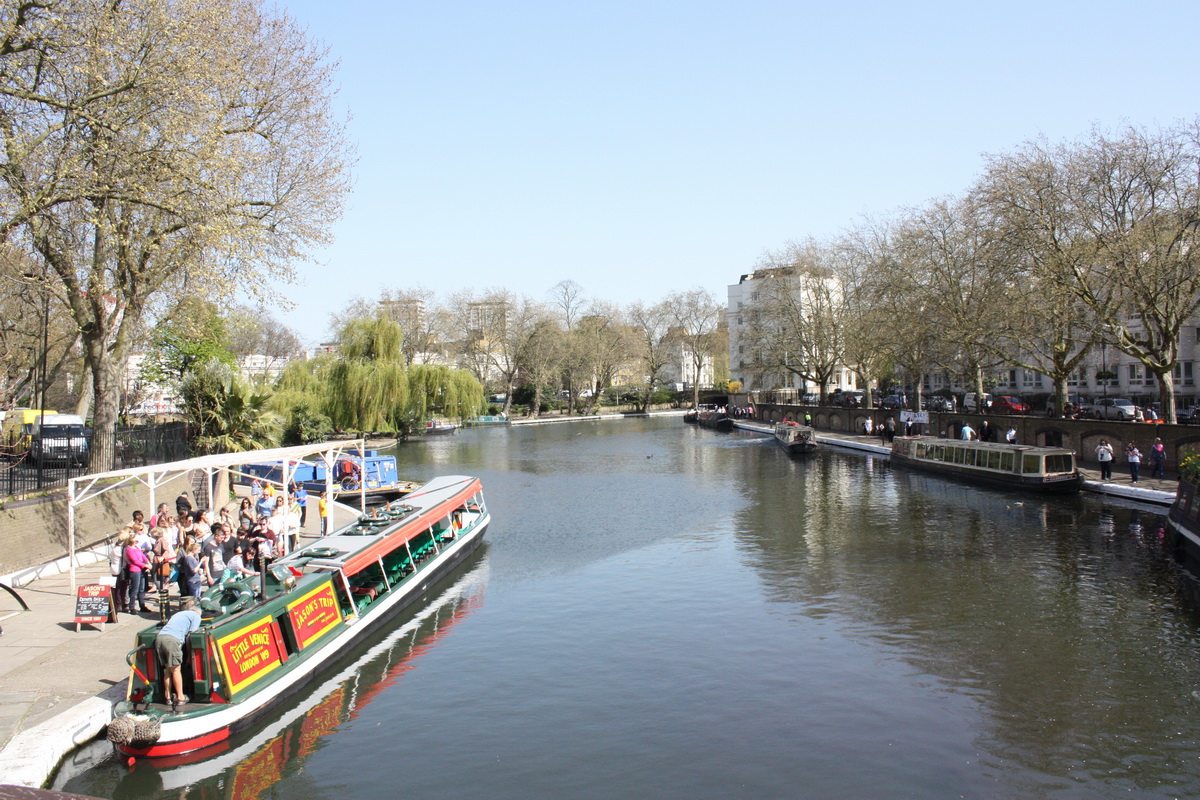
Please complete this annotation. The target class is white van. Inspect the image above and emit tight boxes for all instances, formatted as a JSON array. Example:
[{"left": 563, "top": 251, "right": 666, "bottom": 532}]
[
  {"left": 963, "top": 393, "right": 992, "bottom": 412},
  {"left": 31, "top": 413, "right": 90, "bottom": 466}
]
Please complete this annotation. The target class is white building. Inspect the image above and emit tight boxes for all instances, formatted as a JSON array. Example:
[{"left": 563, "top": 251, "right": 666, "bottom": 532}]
[{"left": 727, "top": 267, "right": 857, "bottom": 395}]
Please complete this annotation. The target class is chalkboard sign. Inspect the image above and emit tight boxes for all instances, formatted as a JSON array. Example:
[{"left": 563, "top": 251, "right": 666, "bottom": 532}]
[{"left": 75, "top": 583, "right": 117, "bottom": 631}]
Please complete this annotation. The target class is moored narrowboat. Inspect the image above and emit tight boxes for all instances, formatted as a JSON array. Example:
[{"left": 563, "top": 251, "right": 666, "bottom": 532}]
[
  {"left": 889, "top": 436, "right": 1083, "bottom": 493},
  {"left": 697, "top": 408, "right": 733, "bottom": 432},
  {"left": 1167, "top": 476, "right": 1200, "bottom": 553},
  {"left": 238, "top": 449, "right": 417, "bottom": 504},
  {"left": 107, "top": 475, "right": 491, "bottom": 759}
]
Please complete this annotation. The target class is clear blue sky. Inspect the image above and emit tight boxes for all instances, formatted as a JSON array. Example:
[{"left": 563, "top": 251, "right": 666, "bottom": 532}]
[{"left": 278, "top": 0, "right": 1200, "bottom": 343}]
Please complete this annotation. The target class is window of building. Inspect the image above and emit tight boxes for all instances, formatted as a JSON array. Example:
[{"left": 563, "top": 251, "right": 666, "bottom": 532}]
[{"left": 1173, "top": 361, "right": 1195, "bottom": 386}]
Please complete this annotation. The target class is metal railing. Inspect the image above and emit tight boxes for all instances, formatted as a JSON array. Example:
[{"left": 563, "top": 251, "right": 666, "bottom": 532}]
[{"left": 0, "top": 422, "right": 191, "bottom": 499}]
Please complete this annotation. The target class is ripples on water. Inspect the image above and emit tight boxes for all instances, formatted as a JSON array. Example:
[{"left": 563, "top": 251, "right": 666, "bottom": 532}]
[{"left": 59, "top": 418, "right": 1200, "bottom": 799}]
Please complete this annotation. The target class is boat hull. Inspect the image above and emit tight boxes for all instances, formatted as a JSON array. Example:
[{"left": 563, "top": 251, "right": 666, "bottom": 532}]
[
  {"left": 697, "top": 413, "right": 733, "bottom": 431},
  {"left": 778, "top": 440, "right": 818, "bottom": 455},
  {"left": 889, "top": 452, "right": 1083, "bottom": 494},
  {"left": 1167, "top": 480, "right": 1200, "bottom": 552}
]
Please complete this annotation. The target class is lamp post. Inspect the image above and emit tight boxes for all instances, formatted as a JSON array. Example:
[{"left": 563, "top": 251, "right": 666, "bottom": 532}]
[{"left": 1101, "top": 341, "right": 1108, "bottom": 402}]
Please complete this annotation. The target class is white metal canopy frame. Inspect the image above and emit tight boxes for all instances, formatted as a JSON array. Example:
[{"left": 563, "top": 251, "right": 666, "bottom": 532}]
[{"left": 67, "top": 439, "right": 374, "bottom": 592}]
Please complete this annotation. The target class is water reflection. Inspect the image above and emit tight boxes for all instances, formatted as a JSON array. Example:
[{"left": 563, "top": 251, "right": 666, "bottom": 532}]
[{"left": 735, "top": 445, "right": 1200, "bottom": 795}]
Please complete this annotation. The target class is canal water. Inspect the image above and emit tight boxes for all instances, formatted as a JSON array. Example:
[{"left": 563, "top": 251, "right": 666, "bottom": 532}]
[{"left": 57, "top": 417, "right": 1200, "bottom": 799}]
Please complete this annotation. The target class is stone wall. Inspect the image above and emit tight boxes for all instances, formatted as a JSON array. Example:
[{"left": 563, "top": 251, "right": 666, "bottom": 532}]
[
  {"left": 757, "top": 403, "right": 1200, "bottom": 472},
  {"left": 0, "top": 472, "right": 202, "bottom": 577}
]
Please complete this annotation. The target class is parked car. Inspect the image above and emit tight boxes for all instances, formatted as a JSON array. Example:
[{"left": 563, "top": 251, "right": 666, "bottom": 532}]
[
  {"left": 1085, "top": 397, "right": 1141, "bottom": 421},
  {"left": 1046, "top": 394, "right": 1088, "bottom": 418},
  {"left": 880, "top": 394, "right": 907, "bottom": 410},
  {"left": 963, "top": 392, "right": 992, "bottom": 412},
  {"left": 923, "top": 396, "right": 954, "bottom": 412},
  {"left": 831, "top": 390, "right": 864, "bottom": 408},
  {"left": 990, "top": 395, "right": 1030, "bottom": 415},
  {"left": 1178, "top": 405, "right": 1200, "bottom": 424}
]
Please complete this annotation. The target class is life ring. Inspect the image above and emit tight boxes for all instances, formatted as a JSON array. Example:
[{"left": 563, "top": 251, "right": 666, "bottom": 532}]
[
  {"left": 306, "top": 546, "right": 341, "bottom": 559},
  {"left": 199, "top": 582, "right": 255, "bottom": 617}
]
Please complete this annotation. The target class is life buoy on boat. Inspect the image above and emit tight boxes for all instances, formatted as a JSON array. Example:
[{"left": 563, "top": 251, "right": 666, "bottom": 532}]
[
  {"left": 306, "top": 546, "right": 341, "bottom": 559},
  {"left": 199, "top": 581, "right": 255, "bottom": 617}
]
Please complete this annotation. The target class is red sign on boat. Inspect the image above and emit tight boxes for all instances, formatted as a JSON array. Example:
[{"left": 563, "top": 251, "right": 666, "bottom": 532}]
[
  {"left": 286, "top": 581, "right": 342, "bottom": 650},
  {"left": 217, "top": 615, "right": 286, "bottom": 696}
]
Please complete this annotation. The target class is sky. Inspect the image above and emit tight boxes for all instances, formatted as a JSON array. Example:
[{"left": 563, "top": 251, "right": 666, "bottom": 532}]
[{"left": 274, "top": 0, "right": 1200, "bottom": 344}]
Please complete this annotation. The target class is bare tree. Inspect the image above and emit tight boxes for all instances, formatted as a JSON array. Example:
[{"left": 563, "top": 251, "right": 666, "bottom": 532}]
[
  {"left": 1060, "top": 123, "right": 1200, "bottom": 423},
  {"left": 549, "top": 280, "right": 587, "bottom": 411},
  {"left": 746, "top": 241, "right": 846, "bottom": 401},
  {"left": 226, "top": 306, "right": 305, "bottom": 379},
  {"left": 0, "top": 0, "right": 351, "bottom": 468},
  {"left": 974, "top": 144, "right": 1103, "bottom": 415},
  {"left": 663, "top": 289, "right": 722, "bottom": 408},
  {"left": 572, "top": 302, "right": 633, "bottom": 413},
  {"left": 628, "top": 301, "right": 674, "bottom": 411}
]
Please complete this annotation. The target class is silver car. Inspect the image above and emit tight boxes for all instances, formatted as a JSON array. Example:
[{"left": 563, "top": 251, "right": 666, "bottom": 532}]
[{"left": 1088, "top": 397, "right": 1140, "bottom": 421}]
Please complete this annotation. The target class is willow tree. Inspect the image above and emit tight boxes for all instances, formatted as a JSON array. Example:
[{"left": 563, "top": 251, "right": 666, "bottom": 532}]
[
  {"left": 0, "top": 0, "right": 350, "bottom": 469},
  {"left": 326, "top": 316, "right": 409, "bottom": 433},
  {"left": 407, "top": 364, "right": 485, "bottom": 423}
]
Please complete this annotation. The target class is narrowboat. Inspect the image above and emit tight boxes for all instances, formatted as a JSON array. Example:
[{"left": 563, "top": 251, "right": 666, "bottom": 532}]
[
  {"left": 889, "top": 436, "right": 1083, "bottom": 494},
  {"left": 238, "top": 449, "right": 417, "bottom": 503},
  {"left": 773, "top": 422, "right": 818, "bottom": 455},
  {"left": 1167, "top": 477, "right": 1200, "bottom": 553},
  {"left": 696, "top": 408, "right": 733, "bottom": 432},
  {"left": 106, "top": 475, "right": 491, "bottom": 759},
  {"left": 423, "top": 419, "right": 457, "bottom": 435}
]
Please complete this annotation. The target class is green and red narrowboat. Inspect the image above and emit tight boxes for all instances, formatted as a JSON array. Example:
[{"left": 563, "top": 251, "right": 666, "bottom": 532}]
[{"left": 107, "top": 475, "right": 491, "bottom": 759}]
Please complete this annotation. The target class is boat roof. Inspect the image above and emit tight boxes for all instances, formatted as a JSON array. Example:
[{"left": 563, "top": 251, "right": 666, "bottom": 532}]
[
  {"left": 281, "top": 475, "right": 482, "bottom": 575},
  {"left": 896, "top": 435, "right": 1075, "bottom": 455}
]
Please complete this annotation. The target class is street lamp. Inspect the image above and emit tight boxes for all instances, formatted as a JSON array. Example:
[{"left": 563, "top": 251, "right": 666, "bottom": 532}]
[{"left": 1101, "top": 341, "right": 1108, "bottom": 402}]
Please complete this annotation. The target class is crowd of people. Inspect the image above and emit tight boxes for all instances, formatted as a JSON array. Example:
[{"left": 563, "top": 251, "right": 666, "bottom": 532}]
[{"left": 107, "top": 481, "right": 328, "bottom": 615}]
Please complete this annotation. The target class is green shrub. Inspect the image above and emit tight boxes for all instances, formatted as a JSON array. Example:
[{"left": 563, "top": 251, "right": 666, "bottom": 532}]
[{"left": 1180, "top": 451, "right": 1200, "bottom": 484}]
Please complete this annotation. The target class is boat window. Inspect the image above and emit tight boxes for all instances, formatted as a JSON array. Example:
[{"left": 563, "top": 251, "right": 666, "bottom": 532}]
[
  {"left": 1000, "top": 452, "right": 1014, "bottom": 472},
  {"left": 987, "top": 451, "right": 1001, "bottom": 470},
  {"left": 1045, "top": 454, "right": 1073, "bottom": 474},
  {"left": 1022, "top": 454, "right": 1041, "bottom": 474}
]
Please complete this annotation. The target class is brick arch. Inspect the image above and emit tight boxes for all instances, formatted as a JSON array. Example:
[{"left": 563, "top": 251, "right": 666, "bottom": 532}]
[
  {"left": 1079, "top": 430, "right": 1128, "bottom": 465},
  {"left": 1031, "top": 426, "right": 1069, "bottom": 448}
]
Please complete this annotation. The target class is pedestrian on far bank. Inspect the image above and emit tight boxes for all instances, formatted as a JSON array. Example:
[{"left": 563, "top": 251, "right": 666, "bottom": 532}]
[
  {"left": 1126, "top": 443, "right": 1142, "bottom": 483},
  {"left": 1150, "top": 438, "right": 1166, "bottom": 479},
  {"left": 1096, "top": 439, "right": 1114, "bottom": 480},
  {"left": 961, "top": 423, "right": 976, "bottom": 441},
  {"left": 884, "top": 416, "right": 896, "bottom": 442},
  {"left": 319, "top": 491, "right": 329, "bottom": 537},
  {"left": 1005, "top": 427, "right": 1017, "bottom": 445}
]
